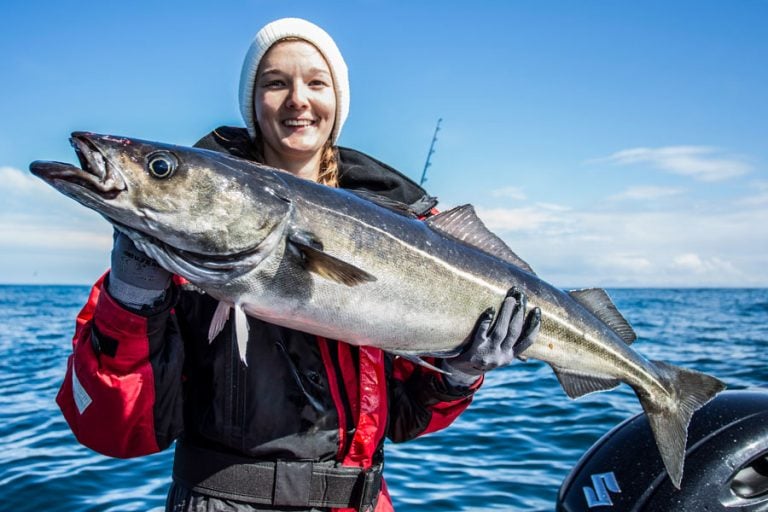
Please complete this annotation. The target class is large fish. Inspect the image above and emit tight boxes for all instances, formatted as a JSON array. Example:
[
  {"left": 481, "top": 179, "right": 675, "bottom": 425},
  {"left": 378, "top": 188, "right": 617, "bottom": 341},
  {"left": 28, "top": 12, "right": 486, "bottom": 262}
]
[{"left": 31, "top": 132, "right": 725, "bottom": 488}]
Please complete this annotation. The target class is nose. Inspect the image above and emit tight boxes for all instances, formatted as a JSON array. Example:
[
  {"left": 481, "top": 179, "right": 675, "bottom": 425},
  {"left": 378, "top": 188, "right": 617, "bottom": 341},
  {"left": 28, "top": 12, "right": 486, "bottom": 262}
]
[{"left": 286, "top": 82, "right": 310, "bottom": 110}]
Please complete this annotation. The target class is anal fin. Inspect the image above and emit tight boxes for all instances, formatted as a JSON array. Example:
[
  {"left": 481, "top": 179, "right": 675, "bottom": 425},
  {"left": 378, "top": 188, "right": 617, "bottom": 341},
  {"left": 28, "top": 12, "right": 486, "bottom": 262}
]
[{"left": 552, "top": 365, "right": 621, "bottom": 398}]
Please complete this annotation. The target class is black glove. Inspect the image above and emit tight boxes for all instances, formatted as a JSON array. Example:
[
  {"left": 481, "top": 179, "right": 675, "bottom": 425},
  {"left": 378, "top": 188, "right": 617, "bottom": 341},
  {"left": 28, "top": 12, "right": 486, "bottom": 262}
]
[
  {"left": 443, "top": 287, "right": 541, "bottom": 386},
  {"left": 108, "top": 230, "right": 171, "bottom": 309}
]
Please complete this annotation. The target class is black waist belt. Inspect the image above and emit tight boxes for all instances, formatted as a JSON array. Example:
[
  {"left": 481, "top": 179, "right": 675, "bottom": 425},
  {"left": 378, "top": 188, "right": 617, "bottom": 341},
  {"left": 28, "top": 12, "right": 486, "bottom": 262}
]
[{"left": 172, "top": 441, "right": 383, "bottom": 511}]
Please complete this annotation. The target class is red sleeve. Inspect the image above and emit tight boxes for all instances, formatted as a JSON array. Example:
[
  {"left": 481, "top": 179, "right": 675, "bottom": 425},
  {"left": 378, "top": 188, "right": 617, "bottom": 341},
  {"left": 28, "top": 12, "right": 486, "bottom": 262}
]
[
  {"left": 386, "top": 356, "right": 482, "bottom": 442},
  {"left": 56, "top": 272, "right": 184, "bottom": 458}
]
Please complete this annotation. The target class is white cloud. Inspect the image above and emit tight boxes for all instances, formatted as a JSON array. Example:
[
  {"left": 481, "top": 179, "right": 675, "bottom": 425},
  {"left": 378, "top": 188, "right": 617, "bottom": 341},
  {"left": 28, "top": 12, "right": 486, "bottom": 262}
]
[
  {"left": 472, "top": 200, "right": 768, "bottom": 287},
  {"left": 739, "top": 181, "right": 768, "bottom": 207},
  {"left": 490, "top": 186, "right": 527, "bottom": 200},
  {"left": 608, "top": 185, "right": 685, "bottom": 201},
  {"left": 0, "top": 166, "right": 52, "bottom": 194},
  {"left": 0, "top": 215, "right": 111, "bottom": 250},
  {"left": 476, "top": 204, "right": 575, "bottom": 235},
  {"left": 591, "top": 146, "right": 752, "bottom": 182},
  {"left": 0, "top": 166, "right": 110, "bottom": 275},
  {"left": 672, "top": 253, "right": 739, "bottom": 275},
  {"left": 1, "top": 165, "right": 85, "bottom": 215},
  {"left": 0, "top": 163, "right": 111, "bottom": 284},
  {"left": 534, "top": 202, "right": 571, "bottom": 212},
  {"left": 591, "top": 253, "right": 653, "bottom": 273},
  {"left": 0, "top": 165, "right": 103, "bottom": 220}
]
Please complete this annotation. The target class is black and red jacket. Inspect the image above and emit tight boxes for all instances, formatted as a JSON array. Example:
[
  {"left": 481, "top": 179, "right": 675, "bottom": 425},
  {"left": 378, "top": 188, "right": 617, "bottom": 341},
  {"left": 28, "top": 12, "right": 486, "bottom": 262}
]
[{"left": 56, "top": 127, "right": 482, "bottom": 511}]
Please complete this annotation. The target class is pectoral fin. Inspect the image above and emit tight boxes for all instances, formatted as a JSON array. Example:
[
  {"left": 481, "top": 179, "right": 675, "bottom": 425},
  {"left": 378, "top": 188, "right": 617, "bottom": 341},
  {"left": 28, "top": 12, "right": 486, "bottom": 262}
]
[{"left": 288, "top": 232, "right": 376, "bottom": 287}]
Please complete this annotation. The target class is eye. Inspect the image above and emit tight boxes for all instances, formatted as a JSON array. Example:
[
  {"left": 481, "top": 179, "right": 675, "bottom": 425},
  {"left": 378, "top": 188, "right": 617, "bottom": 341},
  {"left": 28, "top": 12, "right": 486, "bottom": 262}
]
[
  {"left": 146, "top": 151, "right": 178, "bottom": 179},
  {"left": 261, "top": 79, "right": 286, "bottom": 89}
]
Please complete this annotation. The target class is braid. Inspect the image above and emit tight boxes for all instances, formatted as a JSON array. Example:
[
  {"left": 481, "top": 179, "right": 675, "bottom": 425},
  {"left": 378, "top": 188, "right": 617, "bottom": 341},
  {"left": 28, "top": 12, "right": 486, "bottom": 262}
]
[{"left": 316, "top": 142, "right": 340, "bottom": 188}]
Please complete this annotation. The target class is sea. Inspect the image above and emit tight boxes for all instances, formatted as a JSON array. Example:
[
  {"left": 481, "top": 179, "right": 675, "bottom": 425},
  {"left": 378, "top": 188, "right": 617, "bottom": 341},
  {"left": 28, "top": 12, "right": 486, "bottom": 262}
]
[{"left": 0, "top": 285, "right": 766, "bottom": 511}]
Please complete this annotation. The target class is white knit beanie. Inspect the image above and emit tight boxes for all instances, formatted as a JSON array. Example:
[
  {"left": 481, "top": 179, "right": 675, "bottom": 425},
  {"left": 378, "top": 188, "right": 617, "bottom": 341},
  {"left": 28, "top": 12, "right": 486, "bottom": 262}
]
[{"left": 239, "top": 18, "right": 350, "bottom": 144}]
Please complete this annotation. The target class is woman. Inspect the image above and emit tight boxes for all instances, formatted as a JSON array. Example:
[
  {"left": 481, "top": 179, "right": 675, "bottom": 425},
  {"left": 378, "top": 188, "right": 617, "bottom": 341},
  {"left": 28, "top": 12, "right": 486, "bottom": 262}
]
[{"left": 56, "top": 18, "right": 540, "bottom": 512}]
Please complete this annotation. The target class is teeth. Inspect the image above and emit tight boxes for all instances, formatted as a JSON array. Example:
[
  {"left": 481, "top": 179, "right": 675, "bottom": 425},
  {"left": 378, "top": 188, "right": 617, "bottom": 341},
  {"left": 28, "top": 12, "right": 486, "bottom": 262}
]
[
  {"left": 92, "top": 151, "right": 107, "bottom": 179},
  {"left": 72, "top": 138, "right": 125, "bottom": 190},
  {"left": 284, "top": 119, "right": 313, "bottom": 127}
]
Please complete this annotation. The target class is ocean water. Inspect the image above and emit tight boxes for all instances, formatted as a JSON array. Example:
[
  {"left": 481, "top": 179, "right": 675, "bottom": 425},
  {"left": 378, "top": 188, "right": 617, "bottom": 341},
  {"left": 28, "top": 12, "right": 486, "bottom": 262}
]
[{"left": 0, "top": 286, "right": 766, "bottom": 511}]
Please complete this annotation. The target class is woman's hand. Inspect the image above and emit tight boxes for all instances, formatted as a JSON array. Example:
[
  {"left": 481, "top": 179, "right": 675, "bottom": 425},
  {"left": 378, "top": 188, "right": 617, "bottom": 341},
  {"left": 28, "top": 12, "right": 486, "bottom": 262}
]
[
  {"left": 108, "top": 230, "right": 171, "bottom": 309},
  {"left": 442, "top": 287, "right": 541, "bottom": 386}
]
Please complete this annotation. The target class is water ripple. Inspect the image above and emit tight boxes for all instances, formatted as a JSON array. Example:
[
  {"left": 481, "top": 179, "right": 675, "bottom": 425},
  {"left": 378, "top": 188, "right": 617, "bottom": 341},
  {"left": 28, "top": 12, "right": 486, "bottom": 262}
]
[{"left": 0, "top": 286, "right": 766, "bottom": 511}]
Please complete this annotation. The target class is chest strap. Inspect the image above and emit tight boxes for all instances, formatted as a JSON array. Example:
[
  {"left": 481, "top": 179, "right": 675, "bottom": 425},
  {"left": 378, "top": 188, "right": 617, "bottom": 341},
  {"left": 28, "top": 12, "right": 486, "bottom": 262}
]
[{"left": 172, "top": 441, "right": 382, "bottom": 511}]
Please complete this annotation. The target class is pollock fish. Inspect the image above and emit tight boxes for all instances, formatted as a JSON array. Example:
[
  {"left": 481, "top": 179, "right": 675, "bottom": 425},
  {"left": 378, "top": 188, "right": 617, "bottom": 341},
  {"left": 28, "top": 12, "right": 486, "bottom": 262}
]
[{"left": 30, "top": 132, "right": 726, "bottom": 488}]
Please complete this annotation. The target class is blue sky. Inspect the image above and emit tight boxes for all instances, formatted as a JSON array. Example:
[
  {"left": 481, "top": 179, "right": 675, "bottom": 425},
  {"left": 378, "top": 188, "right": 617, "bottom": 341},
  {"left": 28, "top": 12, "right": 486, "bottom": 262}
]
[{"left": 2, "top": 0, "right": 766, "bottom": 287}]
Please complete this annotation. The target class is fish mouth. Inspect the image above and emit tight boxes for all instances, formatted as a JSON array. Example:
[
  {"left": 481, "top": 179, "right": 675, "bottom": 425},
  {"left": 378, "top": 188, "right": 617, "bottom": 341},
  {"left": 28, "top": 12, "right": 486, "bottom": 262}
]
[{"left": 29, "top": 133, "right": 126, "bottom": 199}]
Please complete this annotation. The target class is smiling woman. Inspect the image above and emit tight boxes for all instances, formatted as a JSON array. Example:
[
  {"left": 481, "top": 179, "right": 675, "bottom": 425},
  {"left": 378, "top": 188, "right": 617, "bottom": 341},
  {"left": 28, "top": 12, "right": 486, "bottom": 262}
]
[
  {"left": 50, "top": 16, "right": 541, "bottom": 512},
  {"left": 254, "top": 40, "right": 338, "bottom": 180}
]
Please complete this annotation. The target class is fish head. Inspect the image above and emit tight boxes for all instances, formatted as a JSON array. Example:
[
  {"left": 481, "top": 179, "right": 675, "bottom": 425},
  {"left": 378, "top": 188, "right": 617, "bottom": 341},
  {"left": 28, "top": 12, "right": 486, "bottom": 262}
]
[{"left": 30, "top": 132, "right": 293, "bottom": 283}]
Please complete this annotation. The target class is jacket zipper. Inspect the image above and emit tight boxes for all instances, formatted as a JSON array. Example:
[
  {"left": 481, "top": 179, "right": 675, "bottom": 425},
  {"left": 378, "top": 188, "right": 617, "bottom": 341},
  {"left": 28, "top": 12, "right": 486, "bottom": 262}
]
[{"left": 228, "top": 312, "right": 246, "bottom": 446}]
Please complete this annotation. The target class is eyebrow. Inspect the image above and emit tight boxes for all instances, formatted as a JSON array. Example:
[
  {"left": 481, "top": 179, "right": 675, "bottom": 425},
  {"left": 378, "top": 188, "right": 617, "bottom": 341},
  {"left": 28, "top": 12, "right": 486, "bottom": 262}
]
[{"left": 260, "top": 67, "right": 331, "bottom": 77}]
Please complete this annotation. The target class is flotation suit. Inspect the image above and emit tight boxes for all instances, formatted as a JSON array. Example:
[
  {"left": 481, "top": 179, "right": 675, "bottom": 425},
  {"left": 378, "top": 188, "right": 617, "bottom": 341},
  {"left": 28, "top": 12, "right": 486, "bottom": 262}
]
[{"left": 56, "top": 127, "right": 482, "bottom": 511}]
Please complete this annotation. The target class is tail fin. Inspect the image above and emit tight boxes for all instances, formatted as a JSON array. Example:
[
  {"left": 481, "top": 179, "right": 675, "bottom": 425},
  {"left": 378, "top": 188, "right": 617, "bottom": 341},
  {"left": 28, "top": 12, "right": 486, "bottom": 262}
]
[{"left": 639, "top": 361, "right": 726, "bottom": 489}]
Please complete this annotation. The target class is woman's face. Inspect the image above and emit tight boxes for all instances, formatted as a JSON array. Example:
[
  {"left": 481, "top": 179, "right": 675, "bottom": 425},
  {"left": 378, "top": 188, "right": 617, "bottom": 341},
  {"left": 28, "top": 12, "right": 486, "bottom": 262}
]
[{"left": 254, "top": 40, "right": 336, "bottom": 166}]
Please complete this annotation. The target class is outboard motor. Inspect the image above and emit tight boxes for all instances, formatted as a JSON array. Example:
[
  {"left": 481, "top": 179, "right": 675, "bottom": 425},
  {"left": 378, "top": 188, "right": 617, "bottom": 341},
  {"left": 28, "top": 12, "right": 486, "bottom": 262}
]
[{"left": 557, "top": 389, "right": 768, "bottom": 511}]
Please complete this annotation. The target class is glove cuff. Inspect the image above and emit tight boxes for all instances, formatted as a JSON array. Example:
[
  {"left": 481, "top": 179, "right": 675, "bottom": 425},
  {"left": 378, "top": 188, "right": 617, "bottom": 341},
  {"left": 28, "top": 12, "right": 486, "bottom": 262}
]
[
  {"left": 107, "top": 273, "right": 167, "bottom": 309},
  {"left": 441, "top": 360, "right": 482, "bottom": 387}
]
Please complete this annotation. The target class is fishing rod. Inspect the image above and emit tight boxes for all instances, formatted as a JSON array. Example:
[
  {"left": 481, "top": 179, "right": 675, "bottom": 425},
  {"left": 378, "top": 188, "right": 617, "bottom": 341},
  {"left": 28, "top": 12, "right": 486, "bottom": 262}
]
[{"left": 419, "top": 118, "right": 442, "bottom": 186}]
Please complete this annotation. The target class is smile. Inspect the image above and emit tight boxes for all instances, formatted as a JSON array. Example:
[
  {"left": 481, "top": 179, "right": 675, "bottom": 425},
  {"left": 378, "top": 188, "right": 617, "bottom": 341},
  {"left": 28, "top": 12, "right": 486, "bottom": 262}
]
[{"left": 283, "top": 119, "right": 315, "bottom": 127}]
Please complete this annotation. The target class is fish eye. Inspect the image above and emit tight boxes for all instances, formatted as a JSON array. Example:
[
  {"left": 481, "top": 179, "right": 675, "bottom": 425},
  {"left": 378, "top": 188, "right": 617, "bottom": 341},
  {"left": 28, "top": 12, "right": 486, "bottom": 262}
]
[{"left": 146, "top": 151, "right": 178, "bottom": 179}]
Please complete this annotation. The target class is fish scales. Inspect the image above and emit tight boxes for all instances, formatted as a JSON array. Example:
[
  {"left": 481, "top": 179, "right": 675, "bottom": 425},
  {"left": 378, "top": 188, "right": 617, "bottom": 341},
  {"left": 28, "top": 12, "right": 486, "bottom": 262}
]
[{"left": 256, "top": 183, "right": 509, "bottom": 353}]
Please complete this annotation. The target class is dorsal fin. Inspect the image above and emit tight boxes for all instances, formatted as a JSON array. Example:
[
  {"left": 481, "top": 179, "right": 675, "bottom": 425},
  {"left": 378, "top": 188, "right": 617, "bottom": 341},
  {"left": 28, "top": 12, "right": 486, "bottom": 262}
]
[
  {"left": 426, "top": 204, "right": 535, "bottom": 274},
  {"left": 568, "top": 288, "right": 637, "bottom": 344}
]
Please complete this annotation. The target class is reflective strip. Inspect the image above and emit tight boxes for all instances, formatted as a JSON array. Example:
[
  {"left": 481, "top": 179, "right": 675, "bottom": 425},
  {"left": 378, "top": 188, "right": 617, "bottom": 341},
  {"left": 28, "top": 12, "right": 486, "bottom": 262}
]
[{"left": 72, "top": 366, "right": 92, "bottom": 414}]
